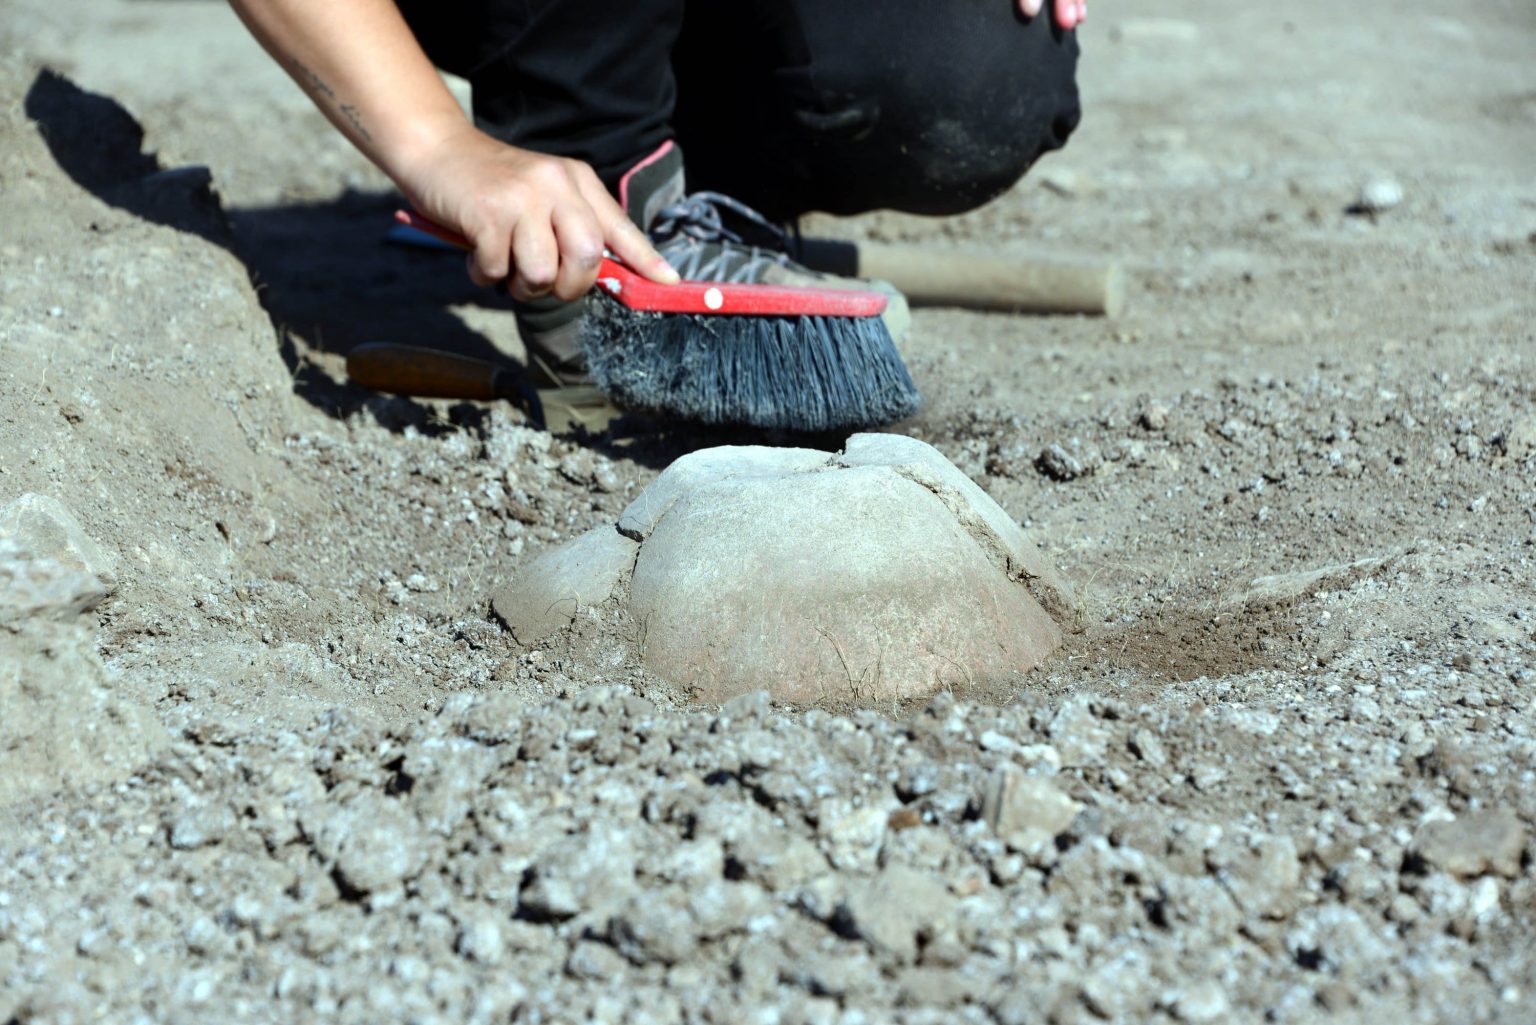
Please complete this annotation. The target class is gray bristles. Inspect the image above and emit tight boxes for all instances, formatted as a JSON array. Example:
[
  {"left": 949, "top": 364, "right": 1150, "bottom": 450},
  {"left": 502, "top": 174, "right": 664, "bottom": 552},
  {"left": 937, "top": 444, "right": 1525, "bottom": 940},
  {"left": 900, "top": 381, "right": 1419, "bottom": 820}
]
[{"left": 579, "top": 301, "right": 922, "bottom": 432}]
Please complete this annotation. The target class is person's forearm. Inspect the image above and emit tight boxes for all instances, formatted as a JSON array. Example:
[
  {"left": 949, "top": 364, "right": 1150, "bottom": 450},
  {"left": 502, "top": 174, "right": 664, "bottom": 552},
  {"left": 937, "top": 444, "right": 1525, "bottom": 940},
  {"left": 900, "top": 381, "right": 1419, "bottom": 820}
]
[
  {"left": 227, "top": 0, "right": 679, "bottom": 298},
  {"left": 227, "top": 0, "right": 467, "bottom": 188}
]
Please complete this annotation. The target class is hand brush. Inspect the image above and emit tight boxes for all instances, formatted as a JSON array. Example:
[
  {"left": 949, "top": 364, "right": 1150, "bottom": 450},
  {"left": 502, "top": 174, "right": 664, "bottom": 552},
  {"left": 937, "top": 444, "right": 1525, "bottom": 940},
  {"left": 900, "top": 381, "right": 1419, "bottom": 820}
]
[{"left": 395, "top": 210, "right": 921, "bottom": 432}]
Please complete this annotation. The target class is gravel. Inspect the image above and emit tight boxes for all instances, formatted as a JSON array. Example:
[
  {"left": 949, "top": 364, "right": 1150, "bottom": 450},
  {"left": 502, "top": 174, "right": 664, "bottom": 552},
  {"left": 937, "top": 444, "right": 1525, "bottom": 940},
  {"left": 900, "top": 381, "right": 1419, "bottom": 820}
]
[{"left": 2, "top": 2, "right": 1534, "bottom": 1022}]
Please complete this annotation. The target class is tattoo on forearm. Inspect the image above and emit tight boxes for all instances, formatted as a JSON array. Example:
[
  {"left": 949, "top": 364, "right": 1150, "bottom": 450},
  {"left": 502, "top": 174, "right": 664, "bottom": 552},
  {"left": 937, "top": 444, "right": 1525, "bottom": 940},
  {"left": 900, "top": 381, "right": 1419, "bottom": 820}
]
[
  {"left": 292, "top": 59, "right": 334, "bottom": 100},
  {"left": 290, "top": 57, "right": 373, "bottom": 143},
  {"left": 338, "top": 104, "right": 371, "bottom": 143}
]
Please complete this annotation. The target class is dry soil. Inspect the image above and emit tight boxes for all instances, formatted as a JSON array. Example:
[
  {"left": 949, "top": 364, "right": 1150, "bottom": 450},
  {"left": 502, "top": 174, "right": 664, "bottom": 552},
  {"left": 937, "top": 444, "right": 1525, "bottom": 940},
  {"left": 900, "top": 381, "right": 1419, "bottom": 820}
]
[{"left": 1, "top": 1, "right": 1534, "bottom": 1023}]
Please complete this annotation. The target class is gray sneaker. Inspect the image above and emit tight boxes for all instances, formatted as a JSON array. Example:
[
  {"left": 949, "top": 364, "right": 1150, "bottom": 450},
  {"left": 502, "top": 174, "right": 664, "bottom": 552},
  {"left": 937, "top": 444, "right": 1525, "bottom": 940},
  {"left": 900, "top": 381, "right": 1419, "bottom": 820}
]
[{"left": 514, "top": 141, "right": 909, "bottom": 388}]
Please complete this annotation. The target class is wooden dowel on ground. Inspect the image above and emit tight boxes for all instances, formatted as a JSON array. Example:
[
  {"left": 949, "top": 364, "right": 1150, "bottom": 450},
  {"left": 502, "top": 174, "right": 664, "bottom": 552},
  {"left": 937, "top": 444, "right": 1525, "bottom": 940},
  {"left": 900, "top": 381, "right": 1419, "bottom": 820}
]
[{"left": 795, "top": 239, "right": 1125, "bottom": 317}]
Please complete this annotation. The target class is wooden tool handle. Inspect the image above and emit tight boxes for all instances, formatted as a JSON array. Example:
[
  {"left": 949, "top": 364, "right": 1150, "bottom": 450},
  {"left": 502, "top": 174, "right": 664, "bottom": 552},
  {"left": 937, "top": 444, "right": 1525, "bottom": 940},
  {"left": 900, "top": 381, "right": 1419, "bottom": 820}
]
[
  {"left": 346, "top": 342, "right": 522, "bottom": 401},
  {"left": 795, "top": 238, "right": 1125, "bottom": 317}
]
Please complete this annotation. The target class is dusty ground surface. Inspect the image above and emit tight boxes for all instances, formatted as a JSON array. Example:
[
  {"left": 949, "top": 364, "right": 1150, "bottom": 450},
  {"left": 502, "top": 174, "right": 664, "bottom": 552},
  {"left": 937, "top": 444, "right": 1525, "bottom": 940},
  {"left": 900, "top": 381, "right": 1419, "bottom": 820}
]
[{"left": 2, "top": 1, "right": 1535, "bottom": 1022}]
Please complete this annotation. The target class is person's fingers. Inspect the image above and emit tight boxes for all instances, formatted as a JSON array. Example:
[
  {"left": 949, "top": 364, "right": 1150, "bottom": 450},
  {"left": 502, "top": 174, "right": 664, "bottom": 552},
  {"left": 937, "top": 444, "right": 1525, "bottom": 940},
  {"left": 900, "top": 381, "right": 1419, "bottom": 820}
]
[
  {"left": 550, "top": 203, "right": 605, "bottom": 302},
  {"left": 466, "top": 252, "right": 494, "bottom": 288},
  {"left": 508, "top": 215, "right": 559, "bottom": 302},
  {"left": 1021, "top": 0, "right": 1082, "bottom": 29},
  {"left": 466, "top": 224, "right": 510, "bottom": 287},
  {"left": 571, "top": 165, "right": 680, "bottom": 285},
  {"left": 604, "top": 216, "right": 680, "bottom": 285}
]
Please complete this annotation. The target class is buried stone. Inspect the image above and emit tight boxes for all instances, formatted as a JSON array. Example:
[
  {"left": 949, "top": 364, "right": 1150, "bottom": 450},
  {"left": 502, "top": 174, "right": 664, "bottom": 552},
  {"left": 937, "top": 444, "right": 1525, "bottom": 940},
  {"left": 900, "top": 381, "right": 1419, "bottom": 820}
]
[{"left": 492, "top": 433, "right": 1074, "bottom": 703}]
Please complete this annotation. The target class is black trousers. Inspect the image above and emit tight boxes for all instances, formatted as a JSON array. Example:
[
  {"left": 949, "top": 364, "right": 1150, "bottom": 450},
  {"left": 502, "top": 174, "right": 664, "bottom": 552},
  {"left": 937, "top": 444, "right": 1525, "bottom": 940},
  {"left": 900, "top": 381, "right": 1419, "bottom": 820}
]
[{"left": 396, "top": 0, "right": 1080, "bottom": 220}]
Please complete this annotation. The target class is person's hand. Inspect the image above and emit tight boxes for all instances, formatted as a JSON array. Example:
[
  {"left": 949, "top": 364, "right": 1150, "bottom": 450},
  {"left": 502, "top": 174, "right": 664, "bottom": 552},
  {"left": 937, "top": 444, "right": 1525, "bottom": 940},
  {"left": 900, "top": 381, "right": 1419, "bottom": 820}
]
[
  {"left": 396, "top": 125, "right": 679, "bottom": 302},
  {"left": 1019, "top": 0, "right": 1085, "bottom": 30}
]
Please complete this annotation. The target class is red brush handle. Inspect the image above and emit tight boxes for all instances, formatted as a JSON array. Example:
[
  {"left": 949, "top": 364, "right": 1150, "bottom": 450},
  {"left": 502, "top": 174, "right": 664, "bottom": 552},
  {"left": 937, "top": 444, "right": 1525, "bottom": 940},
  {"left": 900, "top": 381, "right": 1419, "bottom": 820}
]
[{"left": 394, "top": 210, "right": 887, "bottom": 318}]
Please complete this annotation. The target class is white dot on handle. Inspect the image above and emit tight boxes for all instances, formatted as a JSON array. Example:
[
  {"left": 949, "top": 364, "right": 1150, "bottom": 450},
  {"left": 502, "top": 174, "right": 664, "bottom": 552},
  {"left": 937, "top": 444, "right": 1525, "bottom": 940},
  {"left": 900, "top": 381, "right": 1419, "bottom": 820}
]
[{"left": 703, "top": 287, "right": 724, "bottom": 310}]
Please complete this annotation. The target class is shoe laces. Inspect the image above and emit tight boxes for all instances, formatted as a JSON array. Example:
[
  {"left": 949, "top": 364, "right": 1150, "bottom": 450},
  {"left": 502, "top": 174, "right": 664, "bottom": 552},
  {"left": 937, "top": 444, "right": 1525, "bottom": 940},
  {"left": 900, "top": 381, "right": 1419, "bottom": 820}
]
[{"left": 647, "top": 192, "right": 796, "bottom": 283}]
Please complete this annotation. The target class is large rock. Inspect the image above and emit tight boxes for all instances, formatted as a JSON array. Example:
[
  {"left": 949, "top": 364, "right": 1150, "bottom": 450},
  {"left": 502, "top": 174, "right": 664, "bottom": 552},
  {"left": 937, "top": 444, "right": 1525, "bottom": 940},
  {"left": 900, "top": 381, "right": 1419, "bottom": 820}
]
[{"left": 494, "top": 434, "right": 1073, "bottom": 703}]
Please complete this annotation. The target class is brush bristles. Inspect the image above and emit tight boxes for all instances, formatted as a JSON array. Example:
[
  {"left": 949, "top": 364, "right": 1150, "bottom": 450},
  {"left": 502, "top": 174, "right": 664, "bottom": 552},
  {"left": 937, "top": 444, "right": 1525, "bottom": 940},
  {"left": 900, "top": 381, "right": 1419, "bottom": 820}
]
[{"left": 579, "top": 302, "right": 922, "bottom": 432}]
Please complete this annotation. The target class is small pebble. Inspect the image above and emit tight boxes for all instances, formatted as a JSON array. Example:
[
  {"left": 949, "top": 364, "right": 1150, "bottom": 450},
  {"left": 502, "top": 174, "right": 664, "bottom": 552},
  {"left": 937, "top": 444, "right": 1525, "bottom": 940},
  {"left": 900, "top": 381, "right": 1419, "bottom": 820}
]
[
  {"left": 1036, "top": 444, "right": 1087, "bottom": 482},
  {"left": 1354, "top": 177, "right": 1403, "bottom": 214},
  {"left": 1140, "top": 403, "right": 1170, "bottom": 431}
]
